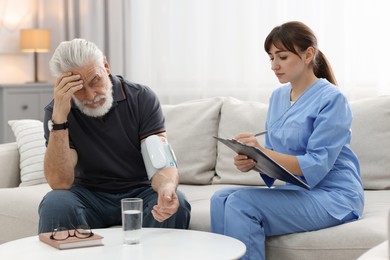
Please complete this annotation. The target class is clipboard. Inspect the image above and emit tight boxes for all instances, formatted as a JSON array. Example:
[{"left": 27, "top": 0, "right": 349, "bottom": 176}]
[{"left": 214, "top": 136, "right": 310, "bottom": 190}]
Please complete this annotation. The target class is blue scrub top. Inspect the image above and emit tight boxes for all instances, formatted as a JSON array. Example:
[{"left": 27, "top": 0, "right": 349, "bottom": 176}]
[{"left": 262, "top": 79, "right": 364, "bottom": 220}]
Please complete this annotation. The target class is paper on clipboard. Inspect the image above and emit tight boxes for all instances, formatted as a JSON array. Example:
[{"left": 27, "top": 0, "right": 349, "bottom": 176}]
[{"left": 214, "top": 136, "right": 310, "bottom": 190}]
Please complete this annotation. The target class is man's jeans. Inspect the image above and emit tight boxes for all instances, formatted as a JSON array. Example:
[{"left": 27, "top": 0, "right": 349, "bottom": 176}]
[{"left": 38, "top": 185, "right": 191, "bottom": 233}]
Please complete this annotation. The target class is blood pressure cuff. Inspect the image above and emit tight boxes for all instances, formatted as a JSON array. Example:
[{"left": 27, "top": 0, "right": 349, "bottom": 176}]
[{"left": 141, "top": 135, "right": 177, "bottom": 180}]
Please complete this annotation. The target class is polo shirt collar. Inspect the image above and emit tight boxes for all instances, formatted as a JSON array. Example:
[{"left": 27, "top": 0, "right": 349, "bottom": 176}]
[{"left": 110, "top": 74, "right": 127, "bottom": 102}]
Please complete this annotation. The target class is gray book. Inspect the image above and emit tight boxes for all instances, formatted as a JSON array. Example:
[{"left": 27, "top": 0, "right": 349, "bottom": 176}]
[{"left": 214, "top": 136, "right": 310, "bottom": 190}]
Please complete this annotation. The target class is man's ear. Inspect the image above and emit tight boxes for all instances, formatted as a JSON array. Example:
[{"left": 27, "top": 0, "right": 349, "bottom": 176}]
[
  {"left": 304, "top": 47, "right": 315, "bottom": 64},
  {"left": 103, "top": 56, "right": 111, "bottom": 74}
]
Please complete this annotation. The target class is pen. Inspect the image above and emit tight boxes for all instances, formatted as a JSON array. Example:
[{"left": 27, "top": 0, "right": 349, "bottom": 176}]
[{"left": 255, "top": 131, "right": 267, "bottom": 137}]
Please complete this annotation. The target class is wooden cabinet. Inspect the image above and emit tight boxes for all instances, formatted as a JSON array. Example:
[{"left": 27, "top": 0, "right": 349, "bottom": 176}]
[{"left": 0, "top": 83, "right": 53, "bottom": 143}]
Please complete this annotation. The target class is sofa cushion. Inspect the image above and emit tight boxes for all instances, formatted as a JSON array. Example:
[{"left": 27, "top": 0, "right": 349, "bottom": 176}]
[
  {"left": 350, "top": 96, "right": 390, "bottom": 189},
  {"left": 162, "top": 97, "right": 223, "bottom": 184},
  {"left": 0, "top": 183, "right": 51, "bottom": 244},
  {"left": 8, "top": 120, "right": 46, "bottom": 187},
  {"left": 0, "top": 142, "right": 20, "bottom": 188},
  {"left": 213, "top": 97, "right": 284, "bottom": 186},
  {"left": 178, "top": 184, "right": 248, "bottom": 231}
]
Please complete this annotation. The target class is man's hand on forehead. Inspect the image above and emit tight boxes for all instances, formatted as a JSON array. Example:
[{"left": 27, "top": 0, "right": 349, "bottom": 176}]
[
  {"left": 54, "top": 72, "right": 84, "bottom": 98},
  {"left": 57, "top": 72, "right": 83, "bottom": 88}
]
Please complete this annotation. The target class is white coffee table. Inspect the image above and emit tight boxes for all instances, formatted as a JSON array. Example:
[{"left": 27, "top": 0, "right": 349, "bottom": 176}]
[
  {"left": 0, "top": 228, "right": 246, "bottom": 260},
  {"left": 357, "top": 240, "right": 389, "bottom": 260}
]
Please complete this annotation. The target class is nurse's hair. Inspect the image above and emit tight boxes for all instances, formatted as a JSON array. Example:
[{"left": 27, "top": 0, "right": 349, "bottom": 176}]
[
  {"left": 49, "top": 38, "right": 104, "bottom": 77},
  {"left": 264, "top": 21, "right": 337, "bottom": 86}
]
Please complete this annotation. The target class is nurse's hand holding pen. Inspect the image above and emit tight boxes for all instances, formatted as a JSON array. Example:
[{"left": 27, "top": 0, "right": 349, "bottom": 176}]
[{"left": 233, "top": 131, "right": 266, "bottom": 172}]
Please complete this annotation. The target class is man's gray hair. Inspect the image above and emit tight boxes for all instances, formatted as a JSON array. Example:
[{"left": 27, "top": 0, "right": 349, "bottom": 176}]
[{"left": 49, "top": 38, "right": 104, "bottom": 77}]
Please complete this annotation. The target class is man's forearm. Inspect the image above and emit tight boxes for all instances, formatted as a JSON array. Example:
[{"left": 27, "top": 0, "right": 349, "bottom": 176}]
[
  {"left": 44, "top": 130, "right": 76, "bottom": 189},
  {"left": 151, "top": 167, "right": 179, "bottom": 192}
]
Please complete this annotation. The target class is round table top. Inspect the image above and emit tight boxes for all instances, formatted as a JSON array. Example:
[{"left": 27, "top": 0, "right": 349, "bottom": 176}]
[
  {"left": 0, "top": 228, "right": 246, "bottom": 260},
  {"left": 357, "top": 240, "right": 389, "bottom": 260}
]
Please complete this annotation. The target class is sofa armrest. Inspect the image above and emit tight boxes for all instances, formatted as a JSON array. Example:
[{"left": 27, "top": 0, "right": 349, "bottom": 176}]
[{"left": 0, "top": 142, "right": 20, "bottom": 188}]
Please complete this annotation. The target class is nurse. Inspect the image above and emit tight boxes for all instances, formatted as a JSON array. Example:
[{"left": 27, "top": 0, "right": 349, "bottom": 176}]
[{"left": 210, "top": 21, "right": 364, "bottom": 260}]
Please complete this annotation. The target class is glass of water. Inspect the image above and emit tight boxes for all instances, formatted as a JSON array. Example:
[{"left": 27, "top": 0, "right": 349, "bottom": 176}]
[{"left": 121, "top": 198, "right": 143, "bottom": 244}]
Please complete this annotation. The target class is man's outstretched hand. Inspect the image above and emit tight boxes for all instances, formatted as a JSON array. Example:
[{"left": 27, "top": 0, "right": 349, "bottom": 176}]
[{"left": 152, "top": 184, "right": 179, "bottom": 222}]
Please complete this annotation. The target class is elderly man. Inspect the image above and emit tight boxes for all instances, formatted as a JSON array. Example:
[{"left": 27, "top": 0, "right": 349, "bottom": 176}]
[{"left": 38, "top": 38, "right": 191, "bottom": 233}]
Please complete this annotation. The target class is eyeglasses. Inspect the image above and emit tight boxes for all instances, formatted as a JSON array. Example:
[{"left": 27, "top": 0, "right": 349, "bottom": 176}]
[{"left": 50, "top": 225, "right": 94, "bottom": 241}]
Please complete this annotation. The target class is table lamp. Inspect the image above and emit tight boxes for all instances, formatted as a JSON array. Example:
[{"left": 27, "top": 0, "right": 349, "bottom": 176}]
[{"left": 20, "top": 29, "right": 51, "bottom": 83}]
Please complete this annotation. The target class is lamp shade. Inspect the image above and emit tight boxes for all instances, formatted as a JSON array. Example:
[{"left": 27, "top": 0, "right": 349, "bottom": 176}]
[{"left": 20, "top": 29, "right": 51, "bottom": 53}]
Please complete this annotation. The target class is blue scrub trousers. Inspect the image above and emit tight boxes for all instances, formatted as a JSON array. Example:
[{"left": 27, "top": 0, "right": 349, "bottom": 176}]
[
  {"left": 211, "top": 187, "right": 354, "bottom": 260},
  {"left": 38, "top": 185, "right": 191, "bottom": 233}
]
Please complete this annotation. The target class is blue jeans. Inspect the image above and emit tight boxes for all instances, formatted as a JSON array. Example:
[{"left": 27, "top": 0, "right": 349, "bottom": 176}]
[{"left": 38, "top": 185, "right": 191, "bottom": 233}]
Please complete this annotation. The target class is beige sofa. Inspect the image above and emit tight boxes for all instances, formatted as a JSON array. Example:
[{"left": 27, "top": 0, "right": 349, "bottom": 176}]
[{"left": 0, "top": 96, "right": 390, "bottom": 259}]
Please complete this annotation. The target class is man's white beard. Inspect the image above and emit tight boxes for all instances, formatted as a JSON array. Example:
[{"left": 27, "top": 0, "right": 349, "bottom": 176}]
[{"left": 72, "top": 83, "right": 114, "bottom": 118}]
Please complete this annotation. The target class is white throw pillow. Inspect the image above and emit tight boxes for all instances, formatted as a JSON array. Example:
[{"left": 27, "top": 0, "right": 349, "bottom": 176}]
[
  {"left": 8, "top": 120, "right": 46, "bottom": 187},
  {"left": 213, "top": 97, "right": 285, "bottom": 186},
  {"left": 162, "top": 97, "right": 223, "bottom": 185}
]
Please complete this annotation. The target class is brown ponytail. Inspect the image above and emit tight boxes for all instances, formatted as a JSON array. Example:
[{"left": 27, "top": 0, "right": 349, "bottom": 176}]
[
  {"left": 314, "top": 50, "right": 337, "bottom": 85},
  {"left": 264, "top": 21, "right": 337, "bottom": 86}
]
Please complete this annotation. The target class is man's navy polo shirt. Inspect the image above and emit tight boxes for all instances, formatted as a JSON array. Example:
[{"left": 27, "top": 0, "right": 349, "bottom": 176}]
[{"left": 43, "top": 75, "right": 165, "bottom": 193}]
